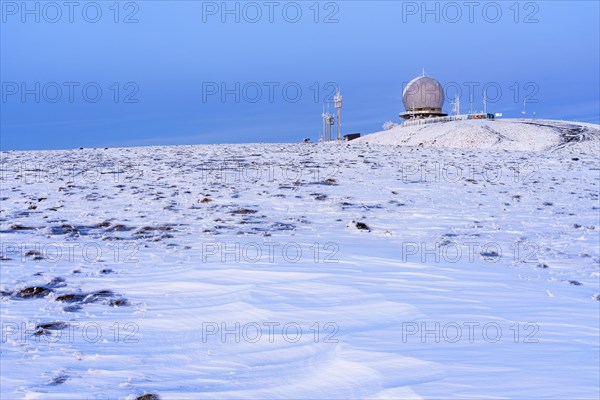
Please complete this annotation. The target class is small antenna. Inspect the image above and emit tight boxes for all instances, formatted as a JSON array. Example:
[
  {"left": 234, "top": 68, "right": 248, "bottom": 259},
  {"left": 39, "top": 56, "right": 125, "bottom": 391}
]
[
  {"left": 483, "top": 89, "right": 487, "bottom": 114},
  {"left": 421, "top": 67, "right": 426, "bottom": 77}
]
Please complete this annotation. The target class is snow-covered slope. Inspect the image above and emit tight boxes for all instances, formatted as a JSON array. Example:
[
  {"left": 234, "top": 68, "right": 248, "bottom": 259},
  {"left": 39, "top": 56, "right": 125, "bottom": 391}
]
[
  {"left": 355, "top": 118, "right": 600, "bottom": 154},
  {"left": 1, "top": 142, "right": 599, "bottom": 399}
]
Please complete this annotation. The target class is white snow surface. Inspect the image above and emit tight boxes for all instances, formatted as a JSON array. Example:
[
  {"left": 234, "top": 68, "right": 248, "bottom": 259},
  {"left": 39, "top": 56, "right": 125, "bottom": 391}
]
[
  {"left": 1, "top": 137, "right": 599, "bottom": 399},
  {"left": 356, "top": 118, "right": 600, "bottom": 154}
]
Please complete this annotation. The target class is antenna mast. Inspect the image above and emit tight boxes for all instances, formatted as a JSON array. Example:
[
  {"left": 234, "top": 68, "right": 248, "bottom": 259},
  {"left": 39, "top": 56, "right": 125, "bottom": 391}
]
[
  {"left": 334, "top": 90, "right": 342, "bottom": 141},
  {"left": 321, "top": 104, "right": 334, "bottom": 142}
]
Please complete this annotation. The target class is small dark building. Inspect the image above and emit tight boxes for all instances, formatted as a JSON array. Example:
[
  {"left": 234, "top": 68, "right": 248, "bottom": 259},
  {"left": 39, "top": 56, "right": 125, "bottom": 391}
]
[{"left": 343, "top": 133, "right": 361, "bottom": 142}]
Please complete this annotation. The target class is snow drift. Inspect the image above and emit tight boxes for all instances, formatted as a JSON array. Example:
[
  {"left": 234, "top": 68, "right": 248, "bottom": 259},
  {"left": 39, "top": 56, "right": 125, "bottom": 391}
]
[{"left": 1, "top": 135, "right": 599, "bottom": 398}]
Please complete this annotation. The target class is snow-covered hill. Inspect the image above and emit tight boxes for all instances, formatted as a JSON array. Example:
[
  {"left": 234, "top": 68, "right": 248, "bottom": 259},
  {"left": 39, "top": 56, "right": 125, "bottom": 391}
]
[
  {"left": 1, "top": 140, "right": 599, "bottom": 399},
  {"left": 355, "top": 118, "right": 600, "bottom": 154}
]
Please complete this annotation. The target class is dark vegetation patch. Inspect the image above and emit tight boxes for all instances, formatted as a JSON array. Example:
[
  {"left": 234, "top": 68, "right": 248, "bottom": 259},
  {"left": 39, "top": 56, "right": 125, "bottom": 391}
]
[
  {"left": 24, "top": 250, "right": 44, "bottom": 260},
  {"left": 34, "top": 321, "right": 70, "bottom": 335},
  {"left": 52, "top": 289, "right": 129, "bottom": 310},
  {"left": 13, "top": 286, "right": 54, "bottom": 299},
  {"left": 231, "top": 209, "right": 258, "bottom": 215},
  {"left": 133, "top": 225, "right": 176, "bottom": 239},
  {"left": 108, "top": 298, "right": 130, "bottom": 307},
  {"left": 48, "top": 224, "right": 99, "bottom": 236},
  {"left": 8, "top": 224, "right": 38, "bottom": 231},
  {"left": 48, "top": 374, "right": 69, "bottom": 385},
  {"left": 270, "top": 222, "right": 296, "bottom": 231},
  {"left": 106, "top": 224, "right": 134, "bottom": 232},
  {"left": 350, "top": 221, "right": 371, "bottom": 231},
  {"left": 480, "top": 251, "right": 500, "bottom": 259},
  {"left": 136, "top": 394, "right": 161, "bottom": 400}
]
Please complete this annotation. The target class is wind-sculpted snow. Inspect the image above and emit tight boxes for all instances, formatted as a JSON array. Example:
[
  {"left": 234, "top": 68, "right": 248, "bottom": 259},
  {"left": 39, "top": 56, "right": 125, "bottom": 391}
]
[
  {"left": 1, "top": 142, "right": 598, "bottom": 399},
  {"left": 357, "top": 118, "right": 600, "bottom": 154}
]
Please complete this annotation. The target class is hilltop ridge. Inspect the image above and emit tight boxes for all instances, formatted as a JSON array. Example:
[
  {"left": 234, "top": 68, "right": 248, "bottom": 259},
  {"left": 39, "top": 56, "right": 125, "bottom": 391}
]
[{"left": 355, "top": 119, "right": 600, "bottom": 154}]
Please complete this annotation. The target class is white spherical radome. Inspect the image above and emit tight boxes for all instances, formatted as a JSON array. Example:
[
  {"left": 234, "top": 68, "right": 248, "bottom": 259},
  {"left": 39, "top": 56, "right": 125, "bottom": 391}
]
[{"left": 402, "top": 76, "right": 445, "bottom": 111}]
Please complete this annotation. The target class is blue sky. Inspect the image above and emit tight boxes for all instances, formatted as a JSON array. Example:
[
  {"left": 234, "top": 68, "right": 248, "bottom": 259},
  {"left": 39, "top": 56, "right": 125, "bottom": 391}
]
[{"left": 1, "top": 0, "right": 599, "bottom": 150}]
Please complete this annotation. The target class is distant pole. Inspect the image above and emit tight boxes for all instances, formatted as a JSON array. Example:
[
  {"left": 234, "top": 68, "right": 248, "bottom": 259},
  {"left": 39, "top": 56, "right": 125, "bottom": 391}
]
[
  {"left": 483, "top": 90, "right": 487, "bottom": 114},
  {"left": 321, "top": 106, "right": 325, "bottom": 141},
  {"left": 321, "top": 106, "right": 327, "bottom": 142},
  {"left": 336, "top": 105, "right": 341, "bottom": 141},
  {"left": 334, "top": 90, "right": 342, "bottom": 141},
  {"left": 453, "top": 94, "right": 460, "bottom": 116}
]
